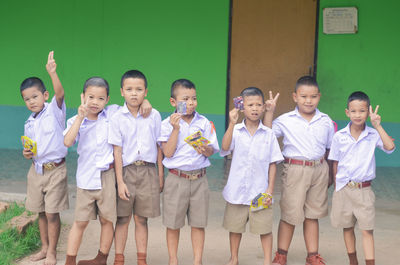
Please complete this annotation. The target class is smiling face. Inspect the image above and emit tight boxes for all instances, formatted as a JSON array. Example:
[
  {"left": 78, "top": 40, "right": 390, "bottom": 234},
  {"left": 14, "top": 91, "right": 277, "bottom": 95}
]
[
  {"left": 242, "top": 95, "right": 265, "bottom": 122},
  {"left": 83, "top": 85, "right": 109, "bottom": 118},
  {"left": 293, "top": 84, "right": 320, "bottom": 117},
  {"left": 170, "top": 86, "right": 197, "bottom": 116},
  {"left": 21, "top": 86, "right": 49, "bottom": 114},
  {"left": 121, "top": 77, "right": 147, "bottom": 110},
  {"left": 346, "top": 99, "right": 369, "bottom": 127}
]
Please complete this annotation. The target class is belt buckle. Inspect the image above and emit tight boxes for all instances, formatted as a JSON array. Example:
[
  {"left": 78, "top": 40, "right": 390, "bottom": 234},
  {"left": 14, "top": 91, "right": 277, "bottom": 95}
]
[
  {"left": 309, "top": 160, "right": 315, "bottom": 167},
  {"left": 43, "top": 162, "right": 56, "bottom": 170},
  {"left": 133, "top": 160, "right": 145, "bottom": 166},
  {"left": 188, "top": 173, "right": 199, "bottom": 180},
  {"left": 348, "top": 181, "right": 358, "bottom": 188}
]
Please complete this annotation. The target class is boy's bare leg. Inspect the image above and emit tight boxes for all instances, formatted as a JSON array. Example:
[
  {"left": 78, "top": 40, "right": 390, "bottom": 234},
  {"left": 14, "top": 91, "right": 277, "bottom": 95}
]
[
  {"left": 261, "top": 233, "right": 273, "bottom": 265},
  {"left": 99, "top": 216, "right": 114, "bottom": 254},
  {"left": 66, "top": 221, "right": 89, "bottom": 255},
  {"left": 30, "top": 212, "right": 48, "bottom": 261},
  {"left": 361, "top": 230, "right": 375, "bottom": 260},
  {"left": 224, "top": 232, "right": 241, "bottom": 265},
  {"left": 343, "top": 227, "right": 359, "bottom": 265},
  {"left": 167, "top": 228, "right": 180, "bottom": 265},
  {"left": 276, "top": 220, "right": 295, "bottom": 253},
  {"left": 114, "top": 215, "right": 132, "bottom": 254},
  {"left": 343, "top": 227, "right": 356, "bottom": 253},
  {"left": 191, "top": 227, "right": 205, "bottom": 265},
  {"left": 134, "top": 215, "right": 148, "bottom": 253},
  {"left": 303, "top": 218, "right": 319, "bottom": 255},
  {"left": 43, "top": 212, "right": 61, "bottom": 265}
]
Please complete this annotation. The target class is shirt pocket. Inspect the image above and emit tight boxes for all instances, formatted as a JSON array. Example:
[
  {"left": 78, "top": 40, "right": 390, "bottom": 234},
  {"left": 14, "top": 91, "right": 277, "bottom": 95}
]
[{"left": 41, "top": 114, "right": 57, "bottom": 136}]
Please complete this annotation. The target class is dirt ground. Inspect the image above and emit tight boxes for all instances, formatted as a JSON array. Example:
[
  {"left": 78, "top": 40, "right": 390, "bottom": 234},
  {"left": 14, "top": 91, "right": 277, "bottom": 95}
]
[{"left": 6, "top": 179, "right": 399, "bottom": 265}]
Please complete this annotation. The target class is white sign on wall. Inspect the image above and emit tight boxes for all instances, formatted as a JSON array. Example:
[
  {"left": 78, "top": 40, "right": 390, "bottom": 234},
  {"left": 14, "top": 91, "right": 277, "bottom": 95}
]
[{"left": 323, "top": 7, "right": 358, "bottom": 34}]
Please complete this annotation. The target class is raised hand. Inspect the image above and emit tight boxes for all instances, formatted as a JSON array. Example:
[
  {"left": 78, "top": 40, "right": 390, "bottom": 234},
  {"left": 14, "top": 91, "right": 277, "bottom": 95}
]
[
  {"left": 78, "top": 93, "right": 88, "bottom": 119},
  {"left": 229, "top": 108, "right": 239, "bottom": 125},
  {"left": 169, "top": 113, "right": 181, "bottom": 130},
  {"left": 265, "top": 91, "right": 280, "bottom": 112},
  {"left": 46, "top": 51, "right": 57, "bottom": 74},
  {"left": 369, "top": 105, "right": 381, "bottom": 128}
]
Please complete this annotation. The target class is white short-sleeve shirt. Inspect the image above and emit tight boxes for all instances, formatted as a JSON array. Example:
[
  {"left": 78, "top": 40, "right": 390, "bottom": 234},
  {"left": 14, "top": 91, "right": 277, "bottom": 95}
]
[
  {"left": 328, "top": 123, "right": 395, "bottom": 191},
  {"left": 108, "top": 103, "right": 161, "bottom": 165},
  {"left": 24, "top": 96, "right": 68, "bottom": 175},
  {"left": 272, "top": 107, "right": 334, "bottom": 160},
  {"left": 220, "top": 120, "right": 284, "bottom": 205},
  {"left": 157, "top": 112, "right": 220, "bottom": 171},
  {"left": 64, "top": 104, "right": 120, "bottom": 190}
]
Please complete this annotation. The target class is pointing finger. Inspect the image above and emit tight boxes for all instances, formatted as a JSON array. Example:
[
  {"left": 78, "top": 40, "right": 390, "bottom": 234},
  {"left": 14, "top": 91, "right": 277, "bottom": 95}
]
[
  {"left": 369, "top": 105, "right": 373, "bottom": 114},
  {"left": 374, "top": 105, "right": 379, "bottom": 114},
  {"left": 269, "top": 91, "right": 273, "bottom": 100}
]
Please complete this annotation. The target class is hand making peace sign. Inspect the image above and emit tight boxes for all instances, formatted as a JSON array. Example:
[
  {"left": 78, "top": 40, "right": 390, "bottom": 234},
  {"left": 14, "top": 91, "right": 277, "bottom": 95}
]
[
  {"left": 369, "top": 105, "right": 381, "bottom": 128},
  {"left": 265, "top": 91, "right": 280, "bottom": 112},
  {"left": 78, "top": 93, "right": 89, "bottom": 119}
]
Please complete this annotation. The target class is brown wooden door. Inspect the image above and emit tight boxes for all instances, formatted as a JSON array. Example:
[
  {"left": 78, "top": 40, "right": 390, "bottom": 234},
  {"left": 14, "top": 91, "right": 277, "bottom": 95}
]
[{"left": 228, "top": 0, "right": 318, "bottom": 117}]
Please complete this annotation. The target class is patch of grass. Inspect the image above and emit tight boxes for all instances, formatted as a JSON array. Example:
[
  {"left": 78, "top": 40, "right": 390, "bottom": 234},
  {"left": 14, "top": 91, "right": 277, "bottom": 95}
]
[
  {"left": 0, "top": 203, "right": 40, "bottom": 265},
  {"left": 0, "top": 203, "right": 25, "bottom": 230}
]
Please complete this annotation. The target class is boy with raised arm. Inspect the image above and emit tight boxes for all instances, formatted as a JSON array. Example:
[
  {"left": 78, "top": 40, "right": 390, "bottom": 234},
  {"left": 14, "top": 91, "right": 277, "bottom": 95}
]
[
  {"left": 158, "top": 79, "right": 219, "bottom": 265},
  {"left": 264, "top": 76, "right": 335, "bottom": 265},
  {"left": 21, "top": 51, "right": 68, "bottom": 265},
  {"left": 328, "top": 91, "right": 395, "bottom": 265},
  {"left": 221, "top": 87, "right": 283, "bottom": 265}
]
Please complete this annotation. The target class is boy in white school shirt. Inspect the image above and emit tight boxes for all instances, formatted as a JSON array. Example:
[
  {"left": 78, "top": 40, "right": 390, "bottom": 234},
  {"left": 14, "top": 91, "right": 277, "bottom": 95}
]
[
  {"left": 220, "top": 87, "right": 283, "bottom": 265},
  {"left": 20, "top": 51, "right": 68, "bottom": 265},
  {"left": 158, "top": 79, "right": 219, "bottom": 265},
  {"left": 109, "top": 70, "right": 163, "bottom": 265},
  {"left": 264, "top": 76, "right": 335, "bottom": 265},
  {"left": 328, "top": 91, "right": 395, "bottom": 265},
  {"left": 63, "top": 77, "right": 152, "bottom": 265}
]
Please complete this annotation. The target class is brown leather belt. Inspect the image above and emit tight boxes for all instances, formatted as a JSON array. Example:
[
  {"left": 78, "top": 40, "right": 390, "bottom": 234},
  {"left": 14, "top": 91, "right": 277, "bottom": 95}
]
[
  {"left": 284, "top": 157, "right": 324, "bottom": 167},
  {"left": 169, "top": 168, "right": 206, "bottom": 180},
  {"left": 42, "top": 158, "right": 66, "bottom": 171},
  {"left": 347, "top": 180, "right": 371, "bottom": 189}
]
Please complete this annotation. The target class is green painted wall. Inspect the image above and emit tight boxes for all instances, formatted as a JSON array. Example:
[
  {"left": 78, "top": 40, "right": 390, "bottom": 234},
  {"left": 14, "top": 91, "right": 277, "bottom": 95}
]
[
  {"left": 317, "top": 0, "right": 399, "bottom": 166},
  {"left": 0, "top": 0, "right": 229, "bottom": 152},
  {"left": 317, "top": 0, "right": 400, "bottom": 122},
  {"left": 0, "top": 0, "right": 229, "bottom": 113}
]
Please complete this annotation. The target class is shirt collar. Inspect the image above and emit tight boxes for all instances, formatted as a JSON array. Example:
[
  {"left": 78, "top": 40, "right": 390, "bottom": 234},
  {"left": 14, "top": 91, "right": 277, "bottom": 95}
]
[
  {"left": 237, "top": 119, "right": 268, "bottom": 132},
  {"left": 121, "top": 102, "right": 142, "bottom": 117},
  {"left": 28, "top": 102, "right": 49, "bottom": 121},
  {"left": 342, "top": 122, "right": 373, "bottom": 140}
]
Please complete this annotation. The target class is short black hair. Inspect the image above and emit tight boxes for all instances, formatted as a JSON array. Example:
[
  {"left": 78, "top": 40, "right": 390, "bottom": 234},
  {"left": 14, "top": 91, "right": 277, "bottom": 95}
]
[
  {"left": 121, "top": 70, "right": 147, "bottom": 88},
  {"left": 20, "top": 77, "right": 46, "bottom": 94},
  {"left": 295, "top": 76, "right": 319, "bottom": 92},
  {"left": 170, "top": 79, "right": 196, "bottom": 98},
  {"left": 240, "top": 87, "right": 264, "bottom": 102},
  {"left": 83, "top": 77, "right": 109, "bottom": 96},
  {"left": 347, "top": 91, "right": 370, "bottom": 108}
]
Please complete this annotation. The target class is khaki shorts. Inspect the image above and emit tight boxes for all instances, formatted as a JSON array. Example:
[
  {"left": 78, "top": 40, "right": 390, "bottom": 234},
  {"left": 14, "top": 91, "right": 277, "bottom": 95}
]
[
  {"left": 26, "top": 162, "right": 69, "bottom": 213},
  {"left": 117, "top": 163, "right": 160, "bottom": 218},
  {"left": 74, "top": 168, "right": 117, "bottom": 222},
  {"left": 162, "top": 171, "right": 209, "bottom": 229},
  {"left": 223, "top": 202, "right": 273, "bottom": 235},
  {"left": 330, "top": 185, "right": 375, "bottom": 230},
  {"left": 280, "top": 160, "right": 329, "bottom": 225}
]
